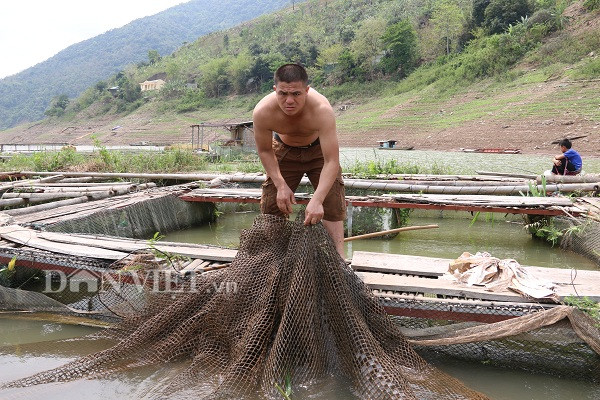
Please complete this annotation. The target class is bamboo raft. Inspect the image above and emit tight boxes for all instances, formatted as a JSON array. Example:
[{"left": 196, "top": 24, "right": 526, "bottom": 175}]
[
  {"left": 0, "top": 172, "right": 598, "bottom": 323},
  {"left": 179, "top": 188, "right": 599, "bottom": 218},
  {"left": 10, "top": 170, "right": 600, "bottom": 195},
  {"left": 1, "top": 222, "right": 599, "bottom": 322}
]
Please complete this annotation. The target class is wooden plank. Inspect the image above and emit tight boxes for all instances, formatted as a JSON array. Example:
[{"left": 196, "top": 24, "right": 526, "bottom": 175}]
[
  {"left": 351, "top": 251, "right": 447, "bottom": 277},
  {"left": 0, "top": 225, "right": 128, "bottom": 260},
  {"left": 387, "top": 193, "right": 575, "bottom": 207},
  {"left": 356, "top": 271, "right": 537, "bottom": 302},
  {"left": 179, "top": 259, "right": 209, "bottom": 274},
  {"left": 353, "top": 252, "right": 600, "bottom": 299},
  {"left": 520, "top": 266, "right": 600, "bottom": 298},
  {"left": 356, "top": 265, "right": 600, "bottom": 302},
  {"left": 36, "top": 231, "right": 238, "bottom": 261}
]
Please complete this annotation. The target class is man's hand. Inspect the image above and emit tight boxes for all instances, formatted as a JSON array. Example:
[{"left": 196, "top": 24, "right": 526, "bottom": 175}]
[
  {"left": 304, "top": 198, "right": 325, "bottom": 226},
  {"left": 553, "top": 158, "right": 561, "bottom": 166},
  {"left": 276, "top": 184, "right": 296, "bottom": 216}
]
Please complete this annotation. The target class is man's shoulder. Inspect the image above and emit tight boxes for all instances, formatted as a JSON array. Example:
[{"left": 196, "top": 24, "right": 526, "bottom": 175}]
[
  {"left": 307, "top": 89, "right": 334, "bottom": 117},
  {"left": 253, "top": 93, "right": 276, "bottom": 120}
]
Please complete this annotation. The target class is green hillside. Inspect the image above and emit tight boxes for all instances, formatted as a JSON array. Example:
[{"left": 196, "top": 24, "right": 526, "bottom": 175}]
[
  {"left": 0, "top": 0, "right": 293, "bottom": 130},
  {"left": 2, "top": 0, "right": 599, "bottom": 154}
]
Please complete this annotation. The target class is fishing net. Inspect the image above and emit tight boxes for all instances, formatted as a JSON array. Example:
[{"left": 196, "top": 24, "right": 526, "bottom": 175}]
[
  {"left": 559, "top": 218, "right": 600, "bottom": 266},
  {"left": 1, "top": 214, "right": 489, "bottom": 399},
  {"left": 37, "top": 193, "right": 215, "bottom": 239}
]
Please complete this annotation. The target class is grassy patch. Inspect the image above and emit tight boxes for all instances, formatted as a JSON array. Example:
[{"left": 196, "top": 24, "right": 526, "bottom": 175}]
[
  {"left": 0, "top": 147, "right": 265, "bottom": 175},
  {"left": 345, "top": 156, "right": 451, "bottom": 178},
  {"left": 569, "top": 57, "right": 600, "bottom": 80}
]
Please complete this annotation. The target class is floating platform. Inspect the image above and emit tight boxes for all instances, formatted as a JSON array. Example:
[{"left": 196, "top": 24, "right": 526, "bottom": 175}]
[
  {"left": 0, "top": 173, "right": 598, "bottom": 322},
  {"left": 1, "top": 221, "right": 598, "bottom": 320},
  {"left": 179, "top": 188, "right": 597, "bottom": 218}
]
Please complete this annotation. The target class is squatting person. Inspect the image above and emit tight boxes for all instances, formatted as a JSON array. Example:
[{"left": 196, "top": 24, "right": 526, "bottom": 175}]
[
  {"left": 252, "top": 63, "right": 346, "bottom": 257},
  {"left": 551, "top": 138, "right": 582, "bottom": 175}
]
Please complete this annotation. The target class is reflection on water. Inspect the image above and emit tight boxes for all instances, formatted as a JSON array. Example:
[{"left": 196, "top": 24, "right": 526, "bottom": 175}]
[
  {"left": 436, "top": 358, "right": 600, "bottom": 400},
  {"left": 1, "top": 318, "right": 599, "bottom": 399},
  {"left": 166, "top": 210, "right": 598, "bottom": 271}
]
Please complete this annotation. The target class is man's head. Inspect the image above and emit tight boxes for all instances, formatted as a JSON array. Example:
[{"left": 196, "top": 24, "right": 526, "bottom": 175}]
[
  {"left": 273, "top": 64, "right": 309, "bottom": 116},
  {"left": 559, "top": 138, "right": 572, "bottom": 153},
  {"left": 274, "top": 63, "right": 308, "bottom": 86}
]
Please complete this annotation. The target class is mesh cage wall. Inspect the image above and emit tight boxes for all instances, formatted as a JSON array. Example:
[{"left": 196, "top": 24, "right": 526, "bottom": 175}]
[
  {"left": 43, "top": 194, "right": 215, "bottom": 238},
  {"left": 558, "top": 218, "right": 600, "bottom": 266}
]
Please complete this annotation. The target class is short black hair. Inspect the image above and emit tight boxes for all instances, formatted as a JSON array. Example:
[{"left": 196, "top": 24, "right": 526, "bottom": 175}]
[
  {"left": 274, "top": 64, "right": 308, "bottom": 86},
  {"left": 559, "top": 138, "right": 572, "bottom": 149}
]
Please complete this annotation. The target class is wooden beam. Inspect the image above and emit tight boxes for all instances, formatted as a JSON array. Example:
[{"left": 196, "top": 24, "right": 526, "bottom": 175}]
[{"left": 351, "top": 251, "right": 448, "bottom": 277}]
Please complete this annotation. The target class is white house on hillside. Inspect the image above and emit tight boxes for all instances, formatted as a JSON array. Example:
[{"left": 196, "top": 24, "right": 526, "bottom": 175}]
[{"left": 139, "top": 72, "right": 167, "bottom": 91}]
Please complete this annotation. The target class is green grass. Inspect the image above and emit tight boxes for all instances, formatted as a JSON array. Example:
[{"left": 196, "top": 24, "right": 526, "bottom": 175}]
[
  {"left": 0, "top": 147, "right": 265, "bottom": 175},
  {"left": 344, "top": 155, "right": 451, "bottom": 177}
]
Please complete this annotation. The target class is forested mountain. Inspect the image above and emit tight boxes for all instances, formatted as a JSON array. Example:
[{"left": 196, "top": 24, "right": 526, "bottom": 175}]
[
  {"left": 59, "top": 0, "right": 597, "bottom": 119},
  {"left": 1, "top": 0, "right": 598, "bottom": 153},
  {"left": 0, "top": 0, "right": 293, "bottom": 130}
]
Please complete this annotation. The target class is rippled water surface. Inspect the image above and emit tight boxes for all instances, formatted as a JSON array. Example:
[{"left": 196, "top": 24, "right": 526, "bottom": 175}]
[
  {"left": 167, "top": 211, "right": 598, "bottom": 270},
  {"left": 1, "top": 316, "right": 599, "bottom": 399}
]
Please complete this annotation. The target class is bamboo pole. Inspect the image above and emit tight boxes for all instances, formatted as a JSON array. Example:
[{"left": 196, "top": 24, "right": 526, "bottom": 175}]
[
  {"left": 476, "top": 171, "right": 538, "bottom": 179},
  {"left": 0, "top": 198, "right": 26, "bottom": 208},
  {"left": 18, "top": 171, "right": 249, "bottom": 182},
  {"left": 537, "top": 174, "right": 600, "bottom": 184},
  {"left": 342, "top": 180, "right": 600, "bottom": 195},
  {"left": 19, "top": 185, "right": 141, "bottom": 193},
  {"left": 16, "top": 171, "right": 599, "bottom": 194},
  {"left": 60, "top": 177, "right": 102, "bottom": 183},
  {"left": 4, "top": 196, "right": 92, "bottom": 216},
  {"left": 344, "top": 224, "right": 439, "bottom": 242},
  {"left": 1, "top": 183, "right": 156, "bottom": 205},
  {"left": 32, "top": 182, "right": 133, "bottom": 187},
  {"left": 371, "top": 179, "right": 530, "bottom": 187},
  {"left": 0, "top": 175, "right": 65, "bottom": 193},
  {"left": 2, "top": 192, "right": 114, "bottom": 201}
]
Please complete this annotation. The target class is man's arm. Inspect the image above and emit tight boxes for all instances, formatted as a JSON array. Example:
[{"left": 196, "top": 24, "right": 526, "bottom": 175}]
[
  {"left": 304, "top": 105, "right": 339, "bottom": 225},
  {"left": 553, "top": 153, "right": 565, "bottom": 166},
  {"left": 253, "top": 106, "right": 296, "bottom": 215}
]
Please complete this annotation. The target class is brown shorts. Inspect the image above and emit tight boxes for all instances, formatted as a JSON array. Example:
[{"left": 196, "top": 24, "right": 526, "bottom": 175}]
[{"left": 261, "top": 139, "right": 346, "bottom": 221}]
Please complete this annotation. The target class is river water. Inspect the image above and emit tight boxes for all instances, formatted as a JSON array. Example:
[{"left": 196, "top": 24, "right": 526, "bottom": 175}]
[
  {"left": 339, "top": 148, "right": 600, "bottom": 175},
  {"left": 1, "top": 302, "right": 599, "bottom": 399},
  {"left": 167, "top": 210, "right": 599, "bottom": 270}
]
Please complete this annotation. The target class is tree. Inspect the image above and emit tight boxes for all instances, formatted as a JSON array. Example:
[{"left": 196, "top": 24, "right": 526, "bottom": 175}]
[
  {"left": 115, "top": 72, "right": 142, "bottom": 103},
  {"left": 223, "top": 34, "right": 230, "bottom": 50},
  {"left": 484, "top": 0, "right": 533, "bottom": 34},
  {"left": 228, "top": 52, "right": 254, "bottom": 94},
  {"left": 430, "top": 0, "right": 467, "bottom": 55},
  {"left": 44, "top": 94, "right": 70, "bottom": 117},
  {"left": 95, "top": 81, "right": 107, "bottom": 93},
  {"left": 380, "top": 20, "right": 418, "bottom": 77},
  {"left": 472, "top": 0, "right": 491, "bottom": 27},
  {"left": 200, "top": 57, "right": 231, "bottom": 97},
  {"left": 148, "top": 50, "right": 162, "bottom": 65},
  {"left": 351, "top": 17, "right": 387, "bottom": 80}
]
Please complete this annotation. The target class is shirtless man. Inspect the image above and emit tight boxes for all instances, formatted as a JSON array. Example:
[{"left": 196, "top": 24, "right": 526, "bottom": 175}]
[{"left": 252, "top": 64, "right": 346, "bottom": 257}]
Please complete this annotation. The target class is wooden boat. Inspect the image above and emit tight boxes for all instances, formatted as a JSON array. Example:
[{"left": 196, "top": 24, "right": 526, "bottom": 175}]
[
  {"left": 460, "top": 148, "right": 521, "bottom": 154},
  {"left": 376, "top": 140, "right": 413, "bottom": 150},
  {"left": 377, "top": 146, "right": 414, "bottom": 151}
]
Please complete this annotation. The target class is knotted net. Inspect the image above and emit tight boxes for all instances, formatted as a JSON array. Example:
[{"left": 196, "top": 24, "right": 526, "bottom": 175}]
[{"left": 2, "top": 214, "right": 488, "bottom": 399}]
